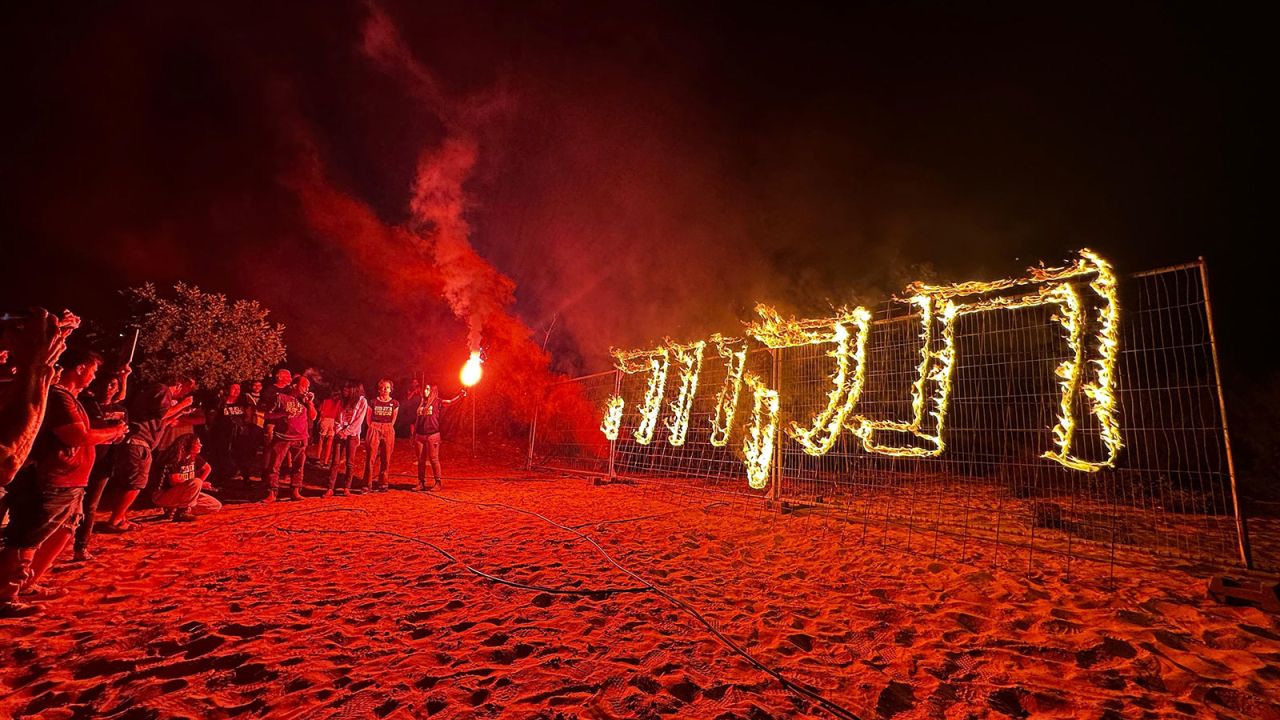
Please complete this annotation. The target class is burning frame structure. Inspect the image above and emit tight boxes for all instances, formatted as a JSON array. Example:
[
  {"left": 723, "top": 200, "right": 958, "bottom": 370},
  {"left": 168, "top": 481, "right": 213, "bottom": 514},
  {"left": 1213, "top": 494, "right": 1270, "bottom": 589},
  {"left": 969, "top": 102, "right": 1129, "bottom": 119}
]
[{"left": 529, "top": 252, "right": 1251, "bottom": 574}]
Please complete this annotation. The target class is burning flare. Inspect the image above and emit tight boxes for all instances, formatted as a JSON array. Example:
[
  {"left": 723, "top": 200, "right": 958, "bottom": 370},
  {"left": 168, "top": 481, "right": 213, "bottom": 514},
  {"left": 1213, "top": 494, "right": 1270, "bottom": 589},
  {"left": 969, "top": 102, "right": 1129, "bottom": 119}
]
[{"left": 460, "top": 351, "right": 484, "bottom": 387}]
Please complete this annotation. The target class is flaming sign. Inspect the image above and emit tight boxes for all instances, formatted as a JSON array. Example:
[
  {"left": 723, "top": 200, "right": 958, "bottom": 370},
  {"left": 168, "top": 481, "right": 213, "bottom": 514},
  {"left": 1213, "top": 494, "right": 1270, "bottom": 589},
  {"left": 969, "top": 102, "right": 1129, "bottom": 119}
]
[{"left": 601, "top": 250, "right": 1123, "bottom": 488}]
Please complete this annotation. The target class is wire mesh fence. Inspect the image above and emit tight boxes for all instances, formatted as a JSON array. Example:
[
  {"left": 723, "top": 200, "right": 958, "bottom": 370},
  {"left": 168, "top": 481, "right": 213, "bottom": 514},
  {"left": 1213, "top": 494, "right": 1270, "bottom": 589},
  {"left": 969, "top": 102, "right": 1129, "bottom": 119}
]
[{"left": 530, "top": 260, "right": 1249, "bottom": 572}]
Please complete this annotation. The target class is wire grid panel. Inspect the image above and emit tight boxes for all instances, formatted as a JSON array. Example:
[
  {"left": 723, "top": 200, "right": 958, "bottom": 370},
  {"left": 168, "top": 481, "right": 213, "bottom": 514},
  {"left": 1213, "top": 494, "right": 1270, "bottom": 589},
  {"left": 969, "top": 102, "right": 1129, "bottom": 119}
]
[
  {"left": 609, "top": 348, "right": 775, "bottom": 500},
  {"left": 531, "top": 263, "right": 1243, "bottom": 568},
  {"left": 530, "top": 371, "right": 616, "bottom": 476},
  {"left": 774, "top": 265, "right": 1239, "bottom": 567}
]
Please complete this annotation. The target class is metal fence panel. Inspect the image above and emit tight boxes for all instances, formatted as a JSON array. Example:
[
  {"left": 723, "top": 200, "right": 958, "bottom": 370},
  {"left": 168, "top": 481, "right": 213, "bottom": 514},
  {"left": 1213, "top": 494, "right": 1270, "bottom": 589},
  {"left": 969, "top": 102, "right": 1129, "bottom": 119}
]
[{"left": 529, "top": 261, "right": 1247, "bottom": 570}]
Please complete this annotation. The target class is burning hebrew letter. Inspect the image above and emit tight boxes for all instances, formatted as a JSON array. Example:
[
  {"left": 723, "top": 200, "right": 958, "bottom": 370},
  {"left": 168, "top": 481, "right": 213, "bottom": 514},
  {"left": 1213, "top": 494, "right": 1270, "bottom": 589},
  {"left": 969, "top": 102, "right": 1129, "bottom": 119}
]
[
  {"left": 742, "top": 372, "right": 780, "bottom": 490},
  {"left": 600, "top": 396, "right": 624, "bottom": 441},
  {"left": 857, "top": 249, "right": 1122, "bottom": 470},
  {"left": 611, "top": 347, "right": 670, "bottom": 445},
  {"left": 663, "top": 341, "right": 705, "bottom": 446},
  {"left": 708, "top": 334, "right": 747, "bottom": 447},
  {"left": 748, "top": 304, "right": 871, "bottom": 456},
  {"left": 854, "top": 295, "right": 952, "bottom": 457}
]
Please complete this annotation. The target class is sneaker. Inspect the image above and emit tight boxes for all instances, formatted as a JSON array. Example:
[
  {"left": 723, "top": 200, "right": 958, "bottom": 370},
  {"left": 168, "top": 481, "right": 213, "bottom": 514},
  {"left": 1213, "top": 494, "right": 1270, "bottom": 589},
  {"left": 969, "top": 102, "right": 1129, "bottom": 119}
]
[
  {"left": 0, "top": 600, "right": 40, "bottom": 618},
  {"left": 21, "top": 584, "right": 67, "bottom": 601},
  {"left": 73, "top": 549, "right": 94, "bottom": 562},
  {"left": 289, "top": 490, "right": 305, "bottom": 501},
  {"left": 261, "top": 493, "right": 276, "bottom": 504},
  {"left": 172, "top": 511, "right": 197, "bottom": 523}
]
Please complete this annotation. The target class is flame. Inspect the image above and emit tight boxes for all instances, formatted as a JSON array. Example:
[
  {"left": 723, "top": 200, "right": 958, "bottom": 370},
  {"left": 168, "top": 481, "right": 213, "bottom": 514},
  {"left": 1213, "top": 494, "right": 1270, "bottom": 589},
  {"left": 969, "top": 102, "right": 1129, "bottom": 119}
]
[
  {"left": 613, "top": 347, "right": 670, "bottom": 445},
  {"left": 709, "top": 335, "right": 747, "bottom": 447},
  {"left": 664, "top": 341, "right": 705, "bottom": 446},
  {"left": 599, "top": 249, "right": 1123, "bottom": 484},
  {"left": 749, "top": 305, "right": 871, "bottom": 456},
  {"left": 600, "top": 395, "right": 624, "bottom": 441},
  {"left": 855, "top": 250, "right": 1122, "bottom": 469},
  {"left": 460, "top": 351, "right": 483, "bottom": 387},
  {"left": 742, "top": 372, "right": 779, "bottom": 490}
]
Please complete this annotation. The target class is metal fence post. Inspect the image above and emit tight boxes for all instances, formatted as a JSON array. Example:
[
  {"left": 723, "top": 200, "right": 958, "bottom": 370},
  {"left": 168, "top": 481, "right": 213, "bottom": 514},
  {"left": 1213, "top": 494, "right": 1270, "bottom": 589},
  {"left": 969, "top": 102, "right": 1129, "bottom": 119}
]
[
  {"left": 770, "top": 348, "right": 782, "bottom": 504},
  {"left": 1199, "top": 257, "right": 1252, "bottom": 569},
  {"left": 525, "top": 385, "right": 541, "bottom": 471},
  {"left": 608, "top": 368, "right": 621, "bottom": 480}
]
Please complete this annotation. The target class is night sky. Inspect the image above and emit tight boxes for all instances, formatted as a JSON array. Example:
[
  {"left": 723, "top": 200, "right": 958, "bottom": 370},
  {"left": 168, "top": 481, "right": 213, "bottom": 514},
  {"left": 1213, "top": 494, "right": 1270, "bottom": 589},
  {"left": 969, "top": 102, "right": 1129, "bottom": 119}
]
[{"left": 1, "top": 2, "right": 1268, "bottom": 382}]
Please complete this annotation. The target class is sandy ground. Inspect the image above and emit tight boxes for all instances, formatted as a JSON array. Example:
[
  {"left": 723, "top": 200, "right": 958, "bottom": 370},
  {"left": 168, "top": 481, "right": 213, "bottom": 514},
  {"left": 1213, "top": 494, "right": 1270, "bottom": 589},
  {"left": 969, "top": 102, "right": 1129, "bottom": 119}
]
[{"left": 2, "top": 446, "right": 1280, "bottom": 719}]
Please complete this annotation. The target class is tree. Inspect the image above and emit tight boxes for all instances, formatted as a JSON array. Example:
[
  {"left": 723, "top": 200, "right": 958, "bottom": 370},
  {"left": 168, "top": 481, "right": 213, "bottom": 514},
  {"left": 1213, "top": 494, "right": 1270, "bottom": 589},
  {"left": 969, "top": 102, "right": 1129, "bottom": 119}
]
[{"left": 126, "top": 282, "right": 286, "bottom": 389}]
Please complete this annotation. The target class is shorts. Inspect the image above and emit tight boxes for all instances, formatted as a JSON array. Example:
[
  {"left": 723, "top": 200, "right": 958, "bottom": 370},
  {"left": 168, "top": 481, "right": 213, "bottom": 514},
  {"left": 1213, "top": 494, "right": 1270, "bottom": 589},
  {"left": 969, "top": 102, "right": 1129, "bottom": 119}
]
[
  {"left": 114, "top": 442, "right": 154, "bottom": 491},
  {"left": 1, "top": 474, "right": 85, "bottom": 550},
  {"left": 319, "top": 418, "right": 336, "bottom": 437}
]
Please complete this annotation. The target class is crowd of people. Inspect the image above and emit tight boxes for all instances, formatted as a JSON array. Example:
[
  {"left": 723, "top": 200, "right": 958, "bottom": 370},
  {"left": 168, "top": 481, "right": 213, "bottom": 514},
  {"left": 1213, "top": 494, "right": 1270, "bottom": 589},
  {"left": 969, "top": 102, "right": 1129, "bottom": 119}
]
[{"left": 0, "top": 308, "right": 466, "bottom": 617}]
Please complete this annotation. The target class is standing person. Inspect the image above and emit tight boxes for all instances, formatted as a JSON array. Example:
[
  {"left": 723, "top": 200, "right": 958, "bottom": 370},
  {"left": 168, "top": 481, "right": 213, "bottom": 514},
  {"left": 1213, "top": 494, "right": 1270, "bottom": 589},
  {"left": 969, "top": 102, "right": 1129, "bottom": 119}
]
[
  {"left": 243, "top": 380, "right": 263, "bottom": 424},
  {"left": 106, "top": 375, "right": 194, "bottom": 532},
  {"left": 74, "top": 364, "right": 131, "bottom": 561},
  {"left": 362, "top": 378, "right": 398, "bottom": 492},
  {"left": 258, "top": 369, "right": 292, "bottom": 479},
  {"left": 209, "top": 382, "right": 248, "bottom": 483},
  {"left": 314, "top": 389, "right": 342, "bottom": 467},
  {"left": 0, "top": 348, "right": 125, "bottom": 617},
  {"left": 262, "top": 376, "right": 316, "bottom": 502},
  {"left": 1, "top": 309, "right": 78, "bottom": 488},
  {"left": 152, "top": 435, "right": 220, "bottom": 521},
  {"left": 325, "top": 381, "right": 367, "bottom": 496},
  {"left": 241, "top": 379, "right": 264, "bottom": 478},
  {"left": 410, "top": 384, "right": 466, "bottom": 490}
]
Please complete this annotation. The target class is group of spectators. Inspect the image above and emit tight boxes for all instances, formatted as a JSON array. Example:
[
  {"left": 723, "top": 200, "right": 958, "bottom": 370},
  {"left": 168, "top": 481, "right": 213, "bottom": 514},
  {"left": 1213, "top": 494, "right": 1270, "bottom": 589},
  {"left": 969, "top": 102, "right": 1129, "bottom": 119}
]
[{"left": 0, "top": 308, "right": 466, "bottom": 617}]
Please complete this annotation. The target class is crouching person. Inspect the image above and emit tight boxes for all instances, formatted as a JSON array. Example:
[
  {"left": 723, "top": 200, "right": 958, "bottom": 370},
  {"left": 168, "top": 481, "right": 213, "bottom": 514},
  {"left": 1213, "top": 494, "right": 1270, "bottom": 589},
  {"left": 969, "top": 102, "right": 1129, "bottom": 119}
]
[
  {"left": 153, "top": 435, "right": 220, "bottom": 521},
  {"left": 0, "top": 348, "right": 125, "bottom": 617}
]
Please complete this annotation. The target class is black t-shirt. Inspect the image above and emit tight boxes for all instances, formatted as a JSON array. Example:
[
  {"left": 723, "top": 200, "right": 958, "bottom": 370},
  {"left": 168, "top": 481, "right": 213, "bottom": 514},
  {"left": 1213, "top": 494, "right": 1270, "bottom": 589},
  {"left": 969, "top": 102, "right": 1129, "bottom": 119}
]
[
  {"left": 412, "top": 396, "right": 445, "bottom": 436},
  {"left": 369, "top": 398, "right": 399, "bottom": 425},
  {"left": 125, "top": 382, "right": 174, "bottom": 449},
  {"left": 260, "top": 384, "right": 289, "bottom": 426},
  {"left": 161, "top": 455, "right": 210, "bottom": 489},
  {"left": 29, "top": 385, "right": 94, "bottom": 488},
  {"left": 213, "top": 397, "right": 248, "bottom": 429}
]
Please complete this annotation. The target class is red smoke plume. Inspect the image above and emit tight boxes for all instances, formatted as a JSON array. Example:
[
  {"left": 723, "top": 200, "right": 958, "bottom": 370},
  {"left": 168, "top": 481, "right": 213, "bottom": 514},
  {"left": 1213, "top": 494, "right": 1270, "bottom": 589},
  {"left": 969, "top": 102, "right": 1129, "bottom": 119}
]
[
  {"left": 278, "top": 3, "right": 599, "bottom": 438},
  {"left": 361, "top": 2, "right": 514, "bottom": 354}
]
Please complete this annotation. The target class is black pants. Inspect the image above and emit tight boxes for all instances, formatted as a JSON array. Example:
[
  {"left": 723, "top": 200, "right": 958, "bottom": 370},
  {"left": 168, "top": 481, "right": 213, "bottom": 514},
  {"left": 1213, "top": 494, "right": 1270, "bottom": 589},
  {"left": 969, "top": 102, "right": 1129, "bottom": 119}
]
[{"left": 74, "top": 468, "right": 111, "bottom": 553}]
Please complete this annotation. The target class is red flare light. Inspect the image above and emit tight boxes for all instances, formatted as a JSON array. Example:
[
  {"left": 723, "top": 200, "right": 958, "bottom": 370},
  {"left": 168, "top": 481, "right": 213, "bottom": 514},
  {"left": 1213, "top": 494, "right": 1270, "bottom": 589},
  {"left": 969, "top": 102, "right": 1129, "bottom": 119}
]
[{"left": 460, "top": 351, "right": 483, "bottom": 387}]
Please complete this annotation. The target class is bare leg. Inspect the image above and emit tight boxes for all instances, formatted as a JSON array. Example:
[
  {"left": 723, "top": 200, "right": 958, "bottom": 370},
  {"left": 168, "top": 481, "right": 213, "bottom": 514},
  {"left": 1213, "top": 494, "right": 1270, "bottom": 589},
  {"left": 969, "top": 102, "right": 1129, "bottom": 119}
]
[
  {"left": 25, "top": 527, "right": 72, "bottom": 589},
  {"left": 109, "top": 489, "right": 140, "bottom": 527}
]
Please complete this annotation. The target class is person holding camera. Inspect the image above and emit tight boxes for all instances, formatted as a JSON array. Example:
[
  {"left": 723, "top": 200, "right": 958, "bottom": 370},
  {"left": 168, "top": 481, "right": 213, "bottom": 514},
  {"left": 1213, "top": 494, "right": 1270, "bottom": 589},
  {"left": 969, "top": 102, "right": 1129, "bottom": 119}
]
[
  {"left": 106, "top": 375, "right": 194, "bottom": 532},
  {"left": 73, "top": 363, "right": 131, "bottom": 561},
  {"left": 0, "top": 348, "right": 125, "bottom": 617},
  {"left": 0, "top": 309, "right": 79, "bottom": 490},
  {"left": 262, "top": 375, "right": 317, "bottom": 502}
]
